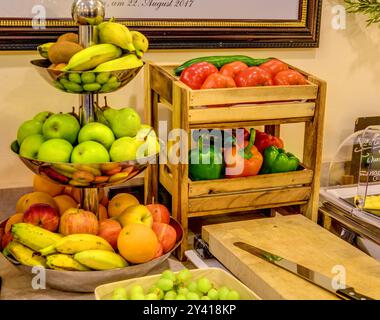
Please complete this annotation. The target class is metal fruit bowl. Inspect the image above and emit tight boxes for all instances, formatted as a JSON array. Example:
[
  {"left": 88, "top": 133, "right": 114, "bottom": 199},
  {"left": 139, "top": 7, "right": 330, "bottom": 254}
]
[
  {"left": 31, "top": 59, "right": 144, "bottom": 95},
  {"left": 0, "top": 218, "right": 184, "bottom": 293},
  {"left": 11, "top": 141, "right": 157, "bottom": 188}
]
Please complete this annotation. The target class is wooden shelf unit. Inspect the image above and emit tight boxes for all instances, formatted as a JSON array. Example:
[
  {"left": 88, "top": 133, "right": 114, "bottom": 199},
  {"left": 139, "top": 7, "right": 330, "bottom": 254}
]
[{"left": 144, "top": 62, "right": 326, "bottom": 260}]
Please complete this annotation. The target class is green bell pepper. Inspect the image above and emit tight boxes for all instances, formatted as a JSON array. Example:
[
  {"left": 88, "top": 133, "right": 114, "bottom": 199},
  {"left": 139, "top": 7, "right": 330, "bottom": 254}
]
[
  {"left": 261, "top": 146, "right": 300, "bottom": 174},
  {"left": 189, "top": 138, "right": 224, "bottom": 181}
]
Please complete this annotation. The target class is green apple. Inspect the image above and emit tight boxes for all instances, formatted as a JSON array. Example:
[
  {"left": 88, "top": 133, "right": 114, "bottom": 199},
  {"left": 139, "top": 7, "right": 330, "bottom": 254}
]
[
  {"left": 17, "top": 119, "right": 43, "bottom": 145},
  {"left": 71, "top": 141, "right": 110, "bottom": 164},
  {"left": 37, "top": 139, "right": 73, "bottom": 163},
  {"left": 103, "top": 107, "right": 141, "bottom": 138},
  {"left": 109, "top": 137, "right": 143, "bottom": 162},
  {"left": 42, "top": 113, "right": 80, "bottom": 144},
  {"left": 19, "top": 134, "right": 46, "bottom": 160},
  {"left": 135, "top": 125, "right": 160, "bottom": 157},
  {"left": 78, "top": 122, "right": 115, "bottom": 150},
  {"left": 34, "top": 111, "right": 54, "bottom": 123}
]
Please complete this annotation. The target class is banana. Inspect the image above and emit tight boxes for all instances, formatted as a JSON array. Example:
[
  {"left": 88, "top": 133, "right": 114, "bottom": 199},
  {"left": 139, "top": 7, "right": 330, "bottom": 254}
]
[
  {"left": 63, "top": 44, "right": 122, "bottom": 71},
  {"left": 40, "top": 234, "right": 114, "bottom": 256},
  {"left": 74, "top": 250, "right": 128, "bottom": 270},
  {"left": 46, "top": 254, "right": 91, "bottom": 271},
  {"left": 11, "top": 223, "right": 63, "bottom": 252},
  {"left": 6, "top": 241, "right": 47, "bottom": 267},
  {"left": 98, "top": 22, "right": 135, "bottom": 52},
  {"left": 131, "top": 31, "right": 149, "bottom": 58},
  {"left": 37, "top": 42, "right": 55, "bottom": 59},
  {"left": 93, "top": 54, "right": 143, "bottom": 72}
]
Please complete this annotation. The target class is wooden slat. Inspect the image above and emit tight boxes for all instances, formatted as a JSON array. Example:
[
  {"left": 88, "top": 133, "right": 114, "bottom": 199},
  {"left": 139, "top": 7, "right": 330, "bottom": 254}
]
[
  {"left": 188, "top": 202, "right": 307, "bottom": 218},
  {"left": 159, "top": 96, "right": 174, "bottom": 111},
  {"left": 188, "top": 186, "right": 311, "bottom": 213},
  {"left": 150, "top": 63, "right": 173, "bottom": 104},
  {"left": 189, "top": 102, "right": 315, "bottom": 125},
  {"left": 159, "top": 165, "right": 173, "bottom": 195},
  {"left": 189, "top": 85, "right": 318, "bottom": 107},
  {"left": 189, "top": 169, "right": 314, "bottom": 198}
]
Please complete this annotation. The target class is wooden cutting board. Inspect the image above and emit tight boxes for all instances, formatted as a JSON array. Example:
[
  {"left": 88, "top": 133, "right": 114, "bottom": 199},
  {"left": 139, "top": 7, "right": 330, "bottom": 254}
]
[{"left": 202, "top": 215, "right": 380, "bottom": 300}]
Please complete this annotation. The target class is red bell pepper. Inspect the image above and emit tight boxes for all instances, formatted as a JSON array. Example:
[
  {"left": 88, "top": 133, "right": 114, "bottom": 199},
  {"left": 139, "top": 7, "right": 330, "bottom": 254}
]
[
  {"left": 180, "top": 62, "right": 218, "bottom": 90},
  {"left": 254, "top": 130, "right": 284, "bottom": 154},
  {"left": 273, "top": 70, "right": 307, "bottom": 86},
  {"left": 224, "top": 129, "right": 263, "bottom": 178},
  {"left": 219, "top": 61, "right": 249, "bottom": 78},
  {"left": 259, "top": 59, "right": 289, "bottom": 77},
  {"left": 235, "top": 67, "right": 273, "bottom": 87},
  {"left": 201, "top": 73, "right": 237, "bottom": 89}
]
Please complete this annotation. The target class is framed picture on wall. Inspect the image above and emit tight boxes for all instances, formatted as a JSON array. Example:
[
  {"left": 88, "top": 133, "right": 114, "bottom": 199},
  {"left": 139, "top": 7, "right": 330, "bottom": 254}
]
[{"left": 0, "top": 0, "right": 322, "bottom": 50}]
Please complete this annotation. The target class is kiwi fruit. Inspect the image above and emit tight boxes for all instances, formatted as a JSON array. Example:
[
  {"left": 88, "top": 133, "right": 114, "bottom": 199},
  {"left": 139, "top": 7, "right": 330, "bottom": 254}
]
[
  {"left": 57, "top": 32, "right": 79, "bottom": 44},
  {"left": 48, "top": 41, "right": 83, "bottom": 65}
]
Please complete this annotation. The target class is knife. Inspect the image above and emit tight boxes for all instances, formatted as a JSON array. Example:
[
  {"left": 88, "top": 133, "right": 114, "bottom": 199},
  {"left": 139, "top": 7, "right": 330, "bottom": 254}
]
[{"left": 233, "top": 241, "right": 374, "bottom": 300}]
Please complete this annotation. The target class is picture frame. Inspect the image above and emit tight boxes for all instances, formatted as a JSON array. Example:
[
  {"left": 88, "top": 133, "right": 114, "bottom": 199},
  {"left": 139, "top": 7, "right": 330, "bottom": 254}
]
[{"left": 0, "top": 0, "right": 322, "bottom": 50}]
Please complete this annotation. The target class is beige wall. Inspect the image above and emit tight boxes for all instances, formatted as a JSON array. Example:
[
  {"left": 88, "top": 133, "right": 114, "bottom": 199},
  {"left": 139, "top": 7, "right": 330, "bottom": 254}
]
[{"left": 0, "top": 0, "right": 379, "bottom": 189}]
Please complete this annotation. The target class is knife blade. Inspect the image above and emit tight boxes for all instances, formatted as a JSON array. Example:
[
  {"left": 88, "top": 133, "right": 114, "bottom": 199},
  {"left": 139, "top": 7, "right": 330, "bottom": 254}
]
[{"left": 233, "top": 241, "right": 374, "bottom": 300}]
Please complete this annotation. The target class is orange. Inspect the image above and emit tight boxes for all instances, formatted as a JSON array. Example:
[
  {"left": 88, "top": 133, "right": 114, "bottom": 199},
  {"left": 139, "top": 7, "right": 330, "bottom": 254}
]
[
  {"left": 108, "top": 193, "right": 139, "bottom": 218},
  {"left": 16, "top": 192, "right": 59, "bottom": 213},
  {"left": 98, "top": 204, "right": 108, "bottom": 222},
  {"left": 5, "top": 213, "right": 24, "bottom": 233},
  {"left": 54, "top": 194, "right": 78, "bottom": 216},
  {"left": 117, "top": 223, "right": 158, "bottom": 264},
  {"left": 33, "top": 175, "right": 64, "bottom": 197}
]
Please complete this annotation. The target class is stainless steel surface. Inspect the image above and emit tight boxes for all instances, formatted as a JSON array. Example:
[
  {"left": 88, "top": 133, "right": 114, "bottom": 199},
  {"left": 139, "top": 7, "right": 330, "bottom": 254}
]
[
  {"left": 2, "top": 218, "right": 184, "bottom": 293},
  {"left": 83, "top": 188, "right": 99, "bottom": 216},
  {"left": 79, "top": 25, "right": 98, "bottom": 48},
  {"left": 11, "top": 141, "right": 157, "bottom": 189},
  {"left": 233, "top": 241, "right": 375, "bottom": 300},
  {"left": 80, "top": 94, "right": 96, "bottom": 124},
  {"left": 72, "top": 0, "right": 105, "bottom": 26}
]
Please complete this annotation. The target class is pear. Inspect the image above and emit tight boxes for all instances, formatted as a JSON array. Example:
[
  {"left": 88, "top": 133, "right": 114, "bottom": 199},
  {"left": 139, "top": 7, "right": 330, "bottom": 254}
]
[{"left": 103, "top": 107, "right": 141, "bottom": 138}]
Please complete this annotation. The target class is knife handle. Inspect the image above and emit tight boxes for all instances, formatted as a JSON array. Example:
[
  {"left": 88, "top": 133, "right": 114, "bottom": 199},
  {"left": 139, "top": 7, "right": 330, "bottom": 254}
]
[{"left": 336, "top": 287, "right": 374, "bottom": 300}]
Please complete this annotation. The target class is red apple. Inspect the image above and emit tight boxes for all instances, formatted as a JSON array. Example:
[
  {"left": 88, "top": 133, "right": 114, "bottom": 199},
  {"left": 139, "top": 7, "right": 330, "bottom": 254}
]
[
  {"left": 23, "top": 203, "right": 60, "bottom": 232},
  {"left": 98, "top": 219, "right": 122, "bottom": 250},
  {"left": 146, "top": 204, "right": 170, "bottom": 224},
  {"left": 154, "top": 242, "right": 164, "bottom": 259},
  {"left": 1, "top": 231, "right": 13, "bottom": 250},
  {"left": 152, "top": 222, "right": 177, "bottom": 253},
  {"left": 59, "top": 208, "right": 98, "bottom": 235}
]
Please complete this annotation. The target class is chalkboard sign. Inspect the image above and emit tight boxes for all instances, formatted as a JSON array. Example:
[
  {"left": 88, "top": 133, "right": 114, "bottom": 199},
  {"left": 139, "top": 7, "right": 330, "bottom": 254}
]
[{"left": 0, "top": 0, "right": 322, "bottom": 50}]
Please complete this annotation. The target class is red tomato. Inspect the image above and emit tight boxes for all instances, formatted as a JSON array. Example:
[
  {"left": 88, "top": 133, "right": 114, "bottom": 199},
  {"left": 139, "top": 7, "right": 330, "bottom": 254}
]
[
  {"left": 180, "top": 62, "right": 218, "bottom": 90},
  {"left": 219, "top": 61, "right": 249, "bottom": 78},
  {"left": 273, "top": 70, "right": 308, "bottom": 86},
  {"left": 259, "top": 59, "right": 289, "bottom": 77},
  {"left": 201, "top": 73, "right": 237, "bottom": 89},
  {"left": 235, "top": 67, "right": 273, "bottom": 87}
]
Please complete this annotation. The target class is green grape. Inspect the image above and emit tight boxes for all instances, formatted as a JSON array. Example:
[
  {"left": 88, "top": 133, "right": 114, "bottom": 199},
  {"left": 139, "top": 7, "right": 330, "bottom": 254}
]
[
  {"left": 130, "top": 292, "right": 145, "bottom": 300},
  {"left": 187, "top": 281, "right": 198, "bottom": 292},
  {"left": 197, "top": 277, "right": 212, "bottom": 294},
  {"left": 177, "top": 287, "right": 189, "bottom": 296},
  {"left": 161, "top": 270, "right": 177, "bottom": 282},
  {"left": 81, "top": 72, "right": 96, "bottom": 84},
  {"left": 96, "top": 72, "right": 111, "bottom": 85},
  {"left": 112, "top": 287, "right": 128, "bottom": 300},
  {"left": 186, "top": 292, "right": 200, "bottom": 300},
  {"left": 148, "top": 286, "right": 164, "bottom": 300},
  {"left": 177, "top": 269, "right": 192, "bottom": 284},
  {"left": 68, "top": 73, "right": 82, "bottom": 84},
  {"left": 226, "top": 290, "right": 240, "bottom": 300},
  {"left": 218, "top": 287, "right": 230, "bottom": 300},
  {"left": 156, "top": 278, "right": 174, "bottom": 292},
  {"left": 145, "top": 293, "right": 159, "bottom": 300},
  {"left": 108, "top": 75, "right": 119, "bottom": 84},
  {"left": 129, "top": 284, "right": 144, "bottom": 296},
  {"left": 164, "top": 291, "right": 177, "bottom": 300},
  {"left": 207, "top": 288, "right": 219, "bottom": 300},
  {"left": 176, "top": 294, "right": 187, "bottom": 300},
  {"left": 201, "top": 296, "right": 211, "bottom": 300}
]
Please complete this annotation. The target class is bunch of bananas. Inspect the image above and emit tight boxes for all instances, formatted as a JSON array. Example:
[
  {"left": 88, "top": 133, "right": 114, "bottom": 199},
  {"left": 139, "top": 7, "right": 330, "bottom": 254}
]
[{"left": 3, "top": 223, "right": 128, "bottom": 271}]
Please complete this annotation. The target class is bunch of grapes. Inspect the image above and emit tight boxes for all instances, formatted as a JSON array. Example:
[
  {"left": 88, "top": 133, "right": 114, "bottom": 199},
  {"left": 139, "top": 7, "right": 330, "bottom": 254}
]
[{"left": 112, "top": 269, "right": 241, "bottom": 300}]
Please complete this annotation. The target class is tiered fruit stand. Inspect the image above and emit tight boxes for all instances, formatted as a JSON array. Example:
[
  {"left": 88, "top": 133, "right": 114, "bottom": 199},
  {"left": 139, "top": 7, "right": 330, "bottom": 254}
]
[{"left": 145, "top": 62, "right": 326, "bottom": 259}]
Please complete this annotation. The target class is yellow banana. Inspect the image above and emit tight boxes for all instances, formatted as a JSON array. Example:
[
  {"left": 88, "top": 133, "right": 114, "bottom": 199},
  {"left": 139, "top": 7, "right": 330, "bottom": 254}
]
[
  {"left": 6, "top": 241, "right": 47, "bottom": 267},
  {"left": 74, "top": 250, "right": 128, "bottom": 270},
  {"left": 40, "top": 234, "right": 114, "bottom": 256},
  {"left": 46, "top": 254, "right": 91, "bottom": 271},
  {"left": 98, "top": 22, "right": 135, "bottom": 52},
  {"left": 37, "top": 42, "right": 55, "bottom": 59},
  {"left": 63, "top": 44, "right": 122, "bottom": 71},
  {"left": 93, "top": 54, "right": 143, "bottom": 72},
  {"left": 11, "top": 223, "right": 63, "bottom": 252}
]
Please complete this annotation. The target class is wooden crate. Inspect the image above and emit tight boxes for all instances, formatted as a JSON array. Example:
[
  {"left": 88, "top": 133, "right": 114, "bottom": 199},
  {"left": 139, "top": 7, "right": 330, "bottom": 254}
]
[{"left": 144, "top": 62, "right": 326, "bottom": 260}]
